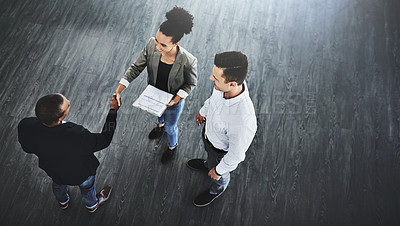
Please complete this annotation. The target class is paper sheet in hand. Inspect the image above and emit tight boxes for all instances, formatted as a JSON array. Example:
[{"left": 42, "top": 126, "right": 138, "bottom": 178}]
[{"left": 132, "top": 85, "right": 173, "bottom": 117}]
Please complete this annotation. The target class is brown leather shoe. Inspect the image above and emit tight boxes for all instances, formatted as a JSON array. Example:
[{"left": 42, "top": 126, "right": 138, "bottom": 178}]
[
  {"left": 97, "top": 185, "right": 112, "bottom": 206},
  {"left": 87, "top": 185, "right": 112, "bottom": 213}
]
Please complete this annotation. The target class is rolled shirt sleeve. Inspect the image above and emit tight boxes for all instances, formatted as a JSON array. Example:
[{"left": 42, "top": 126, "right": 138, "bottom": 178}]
[
  {"left": 177, "top": 89, "right": 189, "bottom": 99},
  {"left": 199, "top": 97, "right": 211, "bottom": 117},
  {"left": 199, "top": 88, "right": 217, "bottom": 117},
  {"left": 119, "top": 78, "right": 130, "bottom": 88}
]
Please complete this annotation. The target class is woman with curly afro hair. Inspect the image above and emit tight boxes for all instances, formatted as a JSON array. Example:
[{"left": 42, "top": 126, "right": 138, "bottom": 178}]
[{"left": 114, "top": 6, "right": 197, "bottom": 164}]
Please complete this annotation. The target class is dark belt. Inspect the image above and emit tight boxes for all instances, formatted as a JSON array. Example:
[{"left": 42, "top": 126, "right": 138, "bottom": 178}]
[{"left": 203, "top": 127, "right": 228, "bottom": 154}]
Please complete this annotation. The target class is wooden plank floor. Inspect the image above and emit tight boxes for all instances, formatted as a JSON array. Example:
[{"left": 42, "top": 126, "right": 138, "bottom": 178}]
[{"left": 1, "top": 0, "right": 399, "bottom": 225}]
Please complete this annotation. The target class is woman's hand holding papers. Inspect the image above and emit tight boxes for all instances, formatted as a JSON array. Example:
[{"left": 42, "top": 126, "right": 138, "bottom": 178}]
[{"left": 166, "top": 95, "right": 182, "bottom": 107}]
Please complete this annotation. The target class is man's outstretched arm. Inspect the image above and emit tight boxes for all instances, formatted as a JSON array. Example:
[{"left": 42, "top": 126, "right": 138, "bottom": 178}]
[{"left": 81, "top": 94, "right": 120, "bottom": 153}]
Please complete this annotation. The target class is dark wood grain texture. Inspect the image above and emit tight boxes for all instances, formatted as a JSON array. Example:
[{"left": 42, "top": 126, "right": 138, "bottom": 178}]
[{"left": 0, "top": 0, "right": 399, "bottom": 225}]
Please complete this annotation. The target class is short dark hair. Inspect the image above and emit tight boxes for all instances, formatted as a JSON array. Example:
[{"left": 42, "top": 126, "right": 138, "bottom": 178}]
[
  {"left": 35, "top": 94, "right": 65, "bottom": 125},
  {"left": 214, "top": 51, "right": 249, "bottom": 85},
  {"left": 159, "top": 6, "right": 194, "bottom": 43}
]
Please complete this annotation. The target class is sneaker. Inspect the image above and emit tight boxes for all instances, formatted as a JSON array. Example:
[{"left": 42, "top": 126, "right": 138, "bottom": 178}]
[
  {"left": 193, "top": 189, "right": 223, "bottom": 207},
  {"left": 87, "top": 185, "right": 112, "bottom": 213},
  {"left": 148, "top": 124, "right": 165, "bottom": 139},
  {"left": 161, "top": 146, "right": 177, "bottom": 164},
  {"left": 87, "top": 203, "right": 99, "bottom": 213},
  {"left": 58, "top": 193, "right": 70, "bottom": 210},
  {"left": 186, "top": 159, "right": 208, "bottom": 172},
  {"left": 58, "top": 200, "right": 69, "bottom": 210}
]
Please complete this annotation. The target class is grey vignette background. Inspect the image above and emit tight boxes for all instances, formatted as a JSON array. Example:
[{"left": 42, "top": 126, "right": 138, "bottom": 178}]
[{"left": 0, "top": 0, "right": 400, "bottom": 225}]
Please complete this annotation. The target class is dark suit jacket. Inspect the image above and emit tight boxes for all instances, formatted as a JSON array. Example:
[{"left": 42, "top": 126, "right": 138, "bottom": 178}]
[{"left": 17, "top": 109, "right": 117, "bottom": 185}]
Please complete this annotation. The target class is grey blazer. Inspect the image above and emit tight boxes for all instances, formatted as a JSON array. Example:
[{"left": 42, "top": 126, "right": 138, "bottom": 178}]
[{"left": 121, "top": 37, "right": 198, "bottom": 98}]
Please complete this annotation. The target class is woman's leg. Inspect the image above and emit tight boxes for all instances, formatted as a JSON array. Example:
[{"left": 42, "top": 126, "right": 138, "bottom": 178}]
[{"left": 164, "top": 99, "right": 185, "bottom": 149}]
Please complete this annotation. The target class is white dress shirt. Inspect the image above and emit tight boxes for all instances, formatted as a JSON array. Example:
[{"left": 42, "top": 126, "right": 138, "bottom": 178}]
[{"left": 199, "top": 82, "right": 257, "bottom": 175}]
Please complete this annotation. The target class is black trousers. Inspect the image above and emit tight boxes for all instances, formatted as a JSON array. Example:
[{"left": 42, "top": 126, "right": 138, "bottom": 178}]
[{"left": 202, "top": 126, "right": 230, "bottom": 195}]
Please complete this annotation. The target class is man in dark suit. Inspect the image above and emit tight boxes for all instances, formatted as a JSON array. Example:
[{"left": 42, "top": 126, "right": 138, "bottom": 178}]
[{"left": 18, "top": 93, "right": 120, "bottom": 213}]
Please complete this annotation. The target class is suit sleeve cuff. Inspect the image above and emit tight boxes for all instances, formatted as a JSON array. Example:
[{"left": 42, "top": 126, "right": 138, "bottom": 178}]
[
  {"left": 119, "top": 78, "right": 130, "bottom": 88},
  {"left": 109, "top": 109, "right": 117, "bottom": 114},
  {"left": 176, "top": 89, "right": 189, "bottom": 99},
  {"left": 107, "top": 109, "right": 118, "bottom": 119}
]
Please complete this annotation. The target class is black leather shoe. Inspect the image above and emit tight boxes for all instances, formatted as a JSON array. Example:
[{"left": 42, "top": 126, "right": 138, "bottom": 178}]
[
  {"left": 161, "top": 146, "right": 177, "bottom": 164},
  {"left": 186, "top": 159, "right": 208, "bottom": 172},
  {"left": 148, "top": 125, "right": 165, "bottom": 139},
  {"left": 193, "top": 189, "right": 223, "bottom": 207}
]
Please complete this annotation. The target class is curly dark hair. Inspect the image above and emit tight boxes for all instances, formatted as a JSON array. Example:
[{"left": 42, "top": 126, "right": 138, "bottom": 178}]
[
  {"left": 214, "top": 51, "right": 249, "bottom": 85},
  {"left": 35, "top": 94, "right": 65, "bottom": 125},
  {"left": 159, "top": 6, "right": 194, "bottom": 43}
]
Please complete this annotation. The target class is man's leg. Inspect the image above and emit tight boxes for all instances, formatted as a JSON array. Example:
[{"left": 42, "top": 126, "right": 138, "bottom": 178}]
[
  {"left": 192, "top": 127, "right": 229, "bottom": 207},
  {"left": 79, "top": 176, "right": 112, "bottom": 213},
  {"left": 78, "top": 175, "right": 98, "bottom": 210},
  {"left": 52, "top": 181, "right": 70, "bottom": 209},
  {"left": 206, "top": 148, "right": 230, "bottom": 195},
  {"left": 186, "top": 126, "right": 209, "bottom": 171}
]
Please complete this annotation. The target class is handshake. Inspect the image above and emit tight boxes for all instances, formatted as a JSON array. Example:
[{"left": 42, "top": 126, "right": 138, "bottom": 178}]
[{"left": 110, "top": 94, "right": 121, "bottom": 111}]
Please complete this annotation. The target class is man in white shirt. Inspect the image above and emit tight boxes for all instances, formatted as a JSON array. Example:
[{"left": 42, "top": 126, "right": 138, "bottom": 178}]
[{"left": 187, "top": 51, "right": 257, "bottom": 207}]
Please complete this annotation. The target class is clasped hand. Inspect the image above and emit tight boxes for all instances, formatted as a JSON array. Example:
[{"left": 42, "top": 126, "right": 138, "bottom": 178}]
[
  {"left": 110, "top": 94, "right": 121, "bottom": 110},
  {"left": 208, "top": 167, "right": 221, "bottom": 181}
]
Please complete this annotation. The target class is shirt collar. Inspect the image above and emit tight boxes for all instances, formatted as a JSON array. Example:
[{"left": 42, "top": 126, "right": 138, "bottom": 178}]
[{"left": 222, "top": 81, "right": 249, "bottom": 106}]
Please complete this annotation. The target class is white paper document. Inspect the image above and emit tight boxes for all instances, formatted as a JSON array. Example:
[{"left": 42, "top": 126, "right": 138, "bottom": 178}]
[{"left": 132, "top": 85, "right": 173, "bottom": 117}]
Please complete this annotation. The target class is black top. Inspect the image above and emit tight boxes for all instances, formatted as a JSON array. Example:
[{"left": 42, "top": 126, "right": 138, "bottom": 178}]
[
  {"left": 155, "top": 61, "right": 173, "bottom": 93},
  {"left": 17, "top": 109, "right": 118, "bottom": 185}
]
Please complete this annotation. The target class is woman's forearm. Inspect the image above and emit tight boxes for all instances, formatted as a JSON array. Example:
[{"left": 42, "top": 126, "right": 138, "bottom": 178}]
[{"left": 115, "top": 84, "right": 126, "bottom": 94}]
